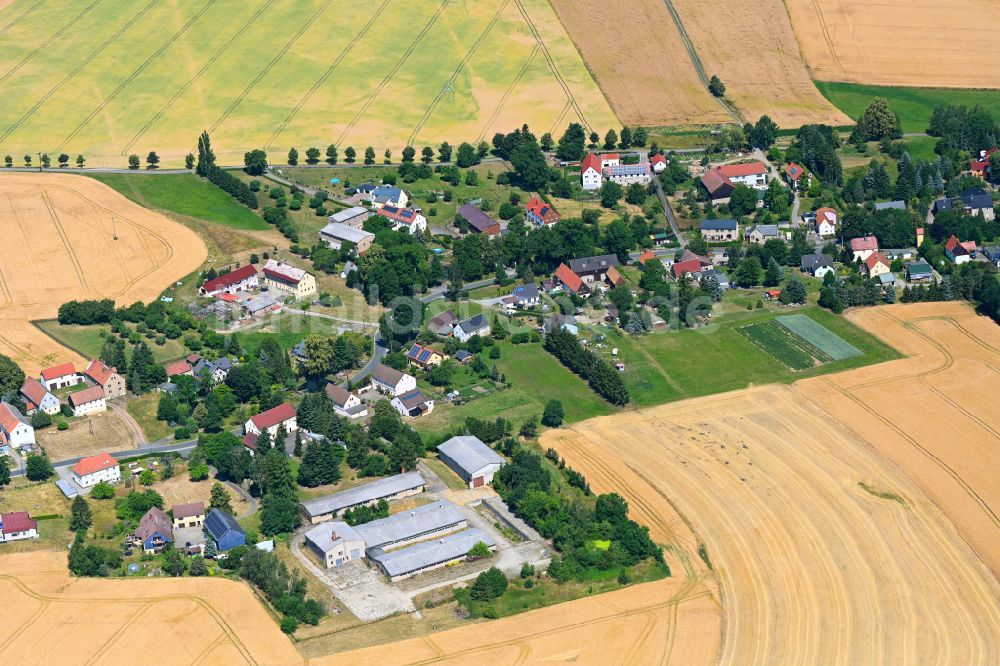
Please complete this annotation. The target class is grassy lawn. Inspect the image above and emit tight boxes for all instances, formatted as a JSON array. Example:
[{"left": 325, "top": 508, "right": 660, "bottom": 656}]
[
  {"left": 34, "top": 321, "right": 188, "bottom": 364},
  {"left": 126, "top": 393, "right": 172, "bottom": 442},
  {"left": 423, "top": 456, "right": 469, "bottom": 491},
  {"left": 238, "top": 312, "right": 365, "bottom": 355},
  {"left": 606, "top": 305, "right": 900, "bottom": 408},
  {"left": 0, "top": 479, "right": 72, "bottom": 552},
  {"left": 815, "top": 81, "right": 1000, "bottom": 133},
  {"left": 88, "top": 174, "right": 269, "bottom": 230}
]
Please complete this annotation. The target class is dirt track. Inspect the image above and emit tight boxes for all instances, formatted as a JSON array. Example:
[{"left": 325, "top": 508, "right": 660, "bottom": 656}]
[
  {"left": 0, "top": 173, "right": 205, "bottom": 375},
  {"left": 0, "top": 550, "right": 300, "bottom": 665},
  {"left": 787, "top": 0, "right": 1000, "bottom": 87}
]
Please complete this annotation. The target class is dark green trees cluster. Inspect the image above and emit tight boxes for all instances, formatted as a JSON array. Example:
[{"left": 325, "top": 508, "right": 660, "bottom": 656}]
[
  {"left": 235, "top": 548, "right": 325, "bottom": 632},
  {"left": 543, "top": 328, "right": 629, "bottom": 405},
  {"left": 195, "top": 132, "right": 258, "bottom": 209}
]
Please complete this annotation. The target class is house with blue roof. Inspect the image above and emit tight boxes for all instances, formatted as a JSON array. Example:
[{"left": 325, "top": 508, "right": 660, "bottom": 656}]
[
  {"left": 370, "top": 185, "right": 408, "bottom": 208},
  {"left": 700, "top": 219, "right": 739, "bottom": 242},
  {"left": 205, "top": 509, "right": 246, "bottom": 552}
]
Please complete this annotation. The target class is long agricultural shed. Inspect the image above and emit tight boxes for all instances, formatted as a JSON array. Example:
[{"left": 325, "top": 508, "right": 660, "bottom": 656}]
[{"left": 299, "top": 472, "right": 426, "bottom": 524}]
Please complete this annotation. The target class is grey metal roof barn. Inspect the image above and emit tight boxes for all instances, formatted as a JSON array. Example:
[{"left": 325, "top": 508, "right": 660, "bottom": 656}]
[
  {"left": 354, "top": 500, "right": 466, "bottom": 550},
  {"left": 874, "top": 200, "right": 906, "bottom": 211},
  {"left": 299, "top": 471, "right": 426, "bottom": 520},
  {"left": 304, "top": 521, "right": 362, "bottom": 552},
  {"left": 328, "top": 206, "right": 372, "bottom": 226},
  {"left": 437, "top": 436, "right": 505, "bottom": 478},
  {"left": 369, "top": 528, "right": 495, "bottom": 580},
  {"left": 700, "top": 219, "right": 738, "bottom": 231}
]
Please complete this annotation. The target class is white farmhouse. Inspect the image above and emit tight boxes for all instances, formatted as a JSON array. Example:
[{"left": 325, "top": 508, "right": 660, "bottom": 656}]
[
  {"left": 0, "top": 402, "right": 34, "bottom": 453},
  {"left": 19, "top": 378, "right": 60, "bottom": 416},
  {"left": 39, "top": 362, "right": 80, "bottom": 391},
  {"left": 71, "top": 453, "right": 121, "bottom": 489},
  {"left": 369, "top": 364, "right": 417, "bottom": 397},
  {"left": 68, "top": 386, "right": 107, "bottom": 417},
  {"left": 244, "top": 402, "right": 298, "bottom": 438},
  {"left": 0, "top": 512, "right": 38, "bottom": 543}
]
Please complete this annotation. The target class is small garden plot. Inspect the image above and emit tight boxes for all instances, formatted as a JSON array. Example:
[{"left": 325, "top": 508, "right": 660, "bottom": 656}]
[
  {"left": 738, "top": 320, "right": 834, "bottom": 371},
  {"left": 777, "top": 315, "right": 863, "bottom": 361}
]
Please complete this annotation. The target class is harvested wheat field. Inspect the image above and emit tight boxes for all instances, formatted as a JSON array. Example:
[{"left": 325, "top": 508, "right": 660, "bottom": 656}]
[
  {"left": 549, "top": 0, "right": 730, "bottom": 127},
  {"left": 36, "top": 411, "right": 135, "bottom": 461},
  {"left": 0, "top": 550, "right": 300, "bottom": 665},
  {"left": 787, "top": 0, "right": 1000, "bottom": 88},
  {"left": 669, "top": 0, "right": 849, "bottom": 126},
  {"left": 544, "top": 367, "right": 1000, "bottom": 662},
  {"left": 316, "top": 575, "right": 720, "bottom": 665},
  {"left": 801, "top": 303, "right": 1000, "bottom": 579},
  {"left": 0, "top": 173, "right": 205, "bottom": 375}
]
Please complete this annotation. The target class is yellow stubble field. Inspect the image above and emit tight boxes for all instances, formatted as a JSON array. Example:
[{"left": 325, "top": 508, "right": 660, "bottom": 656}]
[
  {"left": 0, "top": 173, "right": 206, "bottom": 375},
  {"left": 786, "top": 0, "right": 1000, "bottom": 88}
]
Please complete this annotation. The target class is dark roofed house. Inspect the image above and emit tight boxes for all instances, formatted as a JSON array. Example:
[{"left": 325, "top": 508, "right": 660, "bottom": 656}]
[
  {"left": 135, "top": 507, "right": 172, "bottom": 553},
  {"left": 199, "top": 265, "right": 259, "bottom": 297},
  {"left": 511, "top": 283, "right": 539, "bottom": 307},
  {"left": 325, "top": 383, "right": 367, "bottom": 419},
  {"left": 801, "top": 253, "right": 835, "bottom": 278},
  {"left": 458, "top": 205, "right": 500, "bottom": 236},
  {"left": 453, "top": 314, "right": 490, "bottom": 343},
  {"left": 428, "top": 309, "right": 456, "bottom": 336},
  {"left": 568, "top": 254, "right": 619, "bottom": 283},
  {"left": 700, "top": 219, "right": 739, "bottom": 242},
  {"left": 391, "top": 389, "right": 434, "bottom": 418},
  {"left": 204, "top": 509, "right": 246, "bottom": 552},
  {"left": 906, "top": 261, "right": 934, "bottom": 283},
  {"left": 700, "top": 169, "right": 735, "bottom": 201}
]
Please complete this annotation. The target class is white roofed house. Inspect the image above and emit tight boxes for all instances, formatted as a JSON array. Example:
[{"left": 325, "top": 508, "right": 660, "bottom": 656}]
[
  {"left": 325, "top": 383, "right": 368, "bottom": 419},
  {"left": 320, "top": 222, "right": 375, "bottom": 255},
  {"left": 391, "top": 389, "right": 434, "bottom": 418},
  {"left": 262, "top": 259, "right": 317, "bottom": 301},
  {"left": 369, "top": 364, "right": 417, "bottom": 397},
  {"left": 0, "top": 402, "right": 34, "bottom": 454},
  {"left": 436, "top": 435, "right": 507, "bottom": 488}
]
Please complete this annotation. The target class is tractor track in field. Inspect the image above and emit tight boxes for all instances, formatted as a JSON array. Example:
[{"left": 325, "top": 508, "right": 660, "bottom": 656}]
[
  {"left": 511, "top": 0, "right": 591, "bottom": 132},
  {"left": 0, "top": 0, "right": 158, "bottom": 145},
  {"left": 475, "top": 44, "right": 539, "bottom": 144},
  {"left": 56, "top": 0, "right": 217, "bottom": 153},
  {"left": 0, "top": 0, "right": 104, "bottom": 87},
  {"left": 406, "top": 0, "right": 512, "bottom": 147},
  {"left": 265, "top": 0, "right": 391, "bottom": 151},
  {"left": 122, "top": 0, "right": 279, "bottom": 156},
  {"left": 208, "top": 0, "right": 335, "bottom": 136},
  {"left": 82, "top": 602, "right": 154, "bottom": 666},
  {"left": 336, "top": 0, "right": 452, "bottom": 147},
  {"left": 0, "top": 0, "right": 42, "bottom": 38},
  {"left": 40, "top": 189, "right": 88, "bottom": 291}
]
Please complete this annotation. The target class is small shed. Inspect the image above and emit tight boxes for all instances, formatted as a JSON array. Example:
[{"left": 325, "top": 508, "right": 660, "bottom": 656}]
[{"left": 436, "top": 435, "right": 507, "bottom": 488}]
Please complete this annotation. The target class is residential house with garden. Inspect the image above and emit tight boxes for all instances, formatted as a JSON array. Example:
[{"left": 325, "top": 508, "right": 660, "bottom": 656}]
[
  {"left": 511, "top": 283, "right": 540, "bottom": 307},
  {"left": 244, "top": 402, "right": 298, "bottom": 442},
  {"left": 135, "top": 507, "right": 173, "bottom": 553},
  {"left": 0, "top": 402, "right": 33, "bottom": 453},
  {"left": 864, "top": 252, "right": 892, "bottom": 279},
  {"left": 850, "top": 236, "right": 879, "bottom": 262},
  {"left": 568, "top": 254, "right": 619, "bottom": 287},
  {"left": 370, "top": 185, "right": 408, "bottom": 208},
  {"left": 745, "top": 224, "right": 780, "bottom": 245},
  {"left": 67, "top": 386, "right": 107, "bottom": 417},
  {"left": 554, "top": 263, "right": 588, "bottom": 295},
  {"left": 390, "top": 389, "right": 434, "bottom": 418},
  {"left": 71, "top": 453, "right": 120, "bottom": 489},
  {"left": 801, "top": 253, "right": 836, "bottom": 279},
  {"left": 204, "top": 509, "right": 246, "bottom": 552},
  {"left": 453, "top": 314, "right": 491, "bottom": 342},
  {"left": 407, "top": 343, "right": 443, "bottom": 369},
  {"left": 326, "top": 205, "right": 372, "bottom": 229},
  {"left": 0, "top": 512, "right": 38, "bottom": 543},
  {"left": 813, "top": 207, "right": 837, "bottom": 237},
  {"left": 320, "top": 222, "right": 375, "bottom": 255},
  {"left": 172, "top": 502, "right": 205, "bottom": 530},
  {"left": 369, "top": 364, "right": 417, "bottom": 397},
  {"left": 377, "top": 204, "right": 427, "bottom": 234},
  {"left": 700, "top": 219, "right": 739, "bottom": 242},
  {"left": 525, "top": 196, "right": 560, "bottom": 226},
  {"left": 325, "top": 383, "right": 368, "bottom": 419}
]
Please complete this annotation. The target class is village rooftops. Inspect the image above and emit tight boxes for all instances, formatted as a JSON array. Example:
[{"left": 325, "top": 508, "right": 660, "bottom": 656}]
[
  {"left": 784, "top": 162, "right": 804, "bottom": 181},
  {"left": 455, "top": 314, "right": 488, "bottom": 336},
  {"left": 525, "top": 197, "right": 560, "bottom": 225},
  {"left": 371, "top": 185, "right": 403, "bottom": 202},
  {"left": 801, "top": 253, "right": 835, "bottom": 271},
  {"left": 327, "top": 206, "right": 371, "bottom": 224},
  {"left": 249, "top": 402, "right": 296, "bottom": 431},
  {"left": 353, "top": 500, "right": 465, "bottom": 550},
  {"left": 371, "top": 363, "right": 406, "bottom": 387},
  {"left": 512, "top": 283, "right": 539, "bottom": 301},
  {"left": 72, "top": 452, "right": 118, "bottom": 477},
  {"left": 378, "top": 205, "right": 420, "bottom": 227},
  {"left": 68, "top": 386, "right": 105, "bottom": 408},
  {"left": 19, "top": 378, "right": 49, "bottom": 407},
  {"left": 201, "top": 265, "right": 258, "bottom": 293},
  {"left": 715, "top": 162, "right": 766, "bottom": 178},
  {"left": 394, "top": 389, "right": 430, "bottom": 413},
  {"left": 0, "top": 402, "right": 28, "bottom": 432},
  {"left": 324, "top": 383, "right": 354, "bottom": 408},
  {"left": 568, "top": 254, "right": 618, "bottom": 275},
  {"left": 607, "top": 163, "right": 650, "bottom": 176},
  {"left": 581, "top": 154, "right": 602, "bottom": 172},
  {"left": 299, "top": 472, "right": 426, "bottom": 520},
  {"left": 172, "top": 502, "right": 205, "bottom": 521},
  {"left": 263, "top": 259, "right": 307, "bottom": 285},
  {"left": 554, "top": 263, "right": 584, "bottom": 293},
  {"left": 84, "top": 359, "right": 117, "bottom": 385},
  {"left": 1, "top": 511, "right": 36, "bottom": 535},
  {"left": 40, "top": 362, "right": 76, "bottom": 381}
]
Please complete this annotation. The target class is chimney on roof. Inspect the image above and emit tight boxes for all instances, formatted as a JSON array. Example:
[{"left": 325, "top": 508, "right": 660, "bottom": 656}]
[{"left": 331, "top": 530, "right": 338, "bottom": 540}]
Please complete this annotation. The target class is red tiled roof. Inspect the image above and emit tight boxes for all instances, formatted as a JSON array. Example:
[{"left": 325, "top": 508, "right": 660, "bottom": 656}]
[
  {"left": 165, "top": 360, "right": 192, "bottom": 378},
  {"left": 849, "top": 236, "right": 879, "bottom": 252},
  {"left": 525, "top": 197, "right": 560, "bottom": 224},
  {"left": 650, "top": 154, "right": 666, "bottom": 165},
  {"left": 961, "top": 240, "right": 978, "bottom": 252},
  {"left": 72, "top": 452, "right": 118, "bottom": 477},
  {"left": 716, "top": 162, "right": 766, "bottom": 178},
  {"left": 784, "top": 162, "right": 803, "bottom": 180},
  {"left": 68, "top": 386, "right": 105, "bottom": 407},
  {"left": 700, "top": 169, "right": 732, "bottom": 195},
  {"left": 201, "top": 265, "right": 258, "bottom": 293},
  {"left": 815, "top": 207, "right": 837, "bottom": 224},
  {"left": 638, "top": 249, "right": 656, "bottom": 265},
  {"left": 671, "top": 259, "right": 702, "bottom": 279},
  {"left": 554, "top": 263, "right": 584, "bottom": 293},
  {"left": 970, "top": 160, "right": 989, "bottom": 172},
  {"left": 19, "top": 378, "right": 49, "bottom": 407},
  {"left": 945, "top": 235, "right": 961, "bottom": 252},
  {"left": 0, "top": 403, "right": 25, "bottom": 433},
  {"left": 242, "top": 432, "right": 259, "bottom": 450},
  {"left": 766, "top": 289, "right": 782, "bottom": 299},
  {"left": 250, "top": 402, "right": 296, "bottom": 431},
  {"left": 865, "top": 252, "right": 889, "bottom": 270},
  {"left": 40, "top": 362, "right": 76, "bottom": 381},
  {"left": 581, "top": 154, "right": 601, "bottom": 173},
  {"left": 601, "top": 153, "right": 619, "bottom": 162},
  {"left": 1, "top": 511, "right": 36, "bottom": 535},
  {"left": 606, "top": 265, "right": 624, "bottom": 286},
  {"left": 85, "top": 359, "right": 117, "bottom": 385}
]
